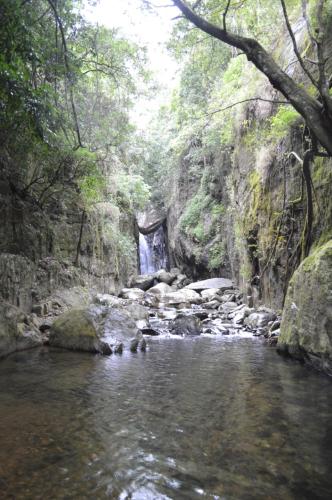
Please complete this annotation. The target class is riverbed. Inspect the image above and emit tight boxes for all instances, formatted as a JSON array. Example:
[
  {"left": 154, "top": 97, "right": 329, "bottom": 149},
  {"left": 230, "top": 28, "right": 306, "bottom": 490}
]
[{"left": 1, "top": 336, "right": 332, "bottom": 499}]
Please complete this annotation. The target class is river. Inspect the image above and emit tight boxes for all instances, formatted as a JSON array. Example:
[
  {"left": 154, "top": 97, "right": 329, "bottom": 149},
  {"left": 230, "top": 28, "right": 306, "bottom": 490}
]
[{"left": 0, "top": 336, "right": 332, "bottom": 499}]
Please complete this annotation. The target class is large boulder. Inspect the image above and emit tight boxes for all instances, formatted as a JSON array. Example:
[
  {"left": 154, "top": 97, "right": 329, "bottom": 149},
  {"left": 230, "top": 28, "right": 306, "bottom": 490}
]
[
  {"left": 163, "top": 289, "right": 202, "bottom": 306},
  {"left": 171, "top": 315, "right": 201, "bottom": 336},
  {"left": 155, "top": 269, "right": 177, "bottom": 285},
  {"left": 129, "top": 274, "right": 155, "bottom": 291},
  {"left": 49, "top": 308, "right": 101, "bottom": 353},
  {"left": 171, "top": 274, "right": 190, "bottom": 290},
  {"left": 119, "top": 288, "right": 145, "bottom": 301},
  {"left": 200, "top": 288, "right": 223, "bottom": 302},
  {"left": 244, "top": 310, "right": 276, "bottom": 329},
  {"left": 49, "top": 306, "right": 145, "bottom": 355},
  {"left": 148, "top": 282, "right": 173, "bottom": 296},
  {"left": 185, "top": 278, "right": 233, "bottom": 292},
  {"left": 0, "top": 302, "right": 43, "bottom": 358},
  {"left": 277, "top": 240, "right": 332, "bottom": 374},
  {"left": 137, "top": 204, "right": 166, "bottom": 235}
]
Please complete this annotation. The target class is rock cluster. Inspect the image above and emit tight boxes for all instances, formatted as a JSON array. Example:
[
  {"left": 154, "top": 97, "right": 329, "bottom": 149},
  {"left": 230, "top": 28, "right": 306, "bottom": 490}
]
[{"left": 0, "top": 268, "right": 280, "bottom": 358}]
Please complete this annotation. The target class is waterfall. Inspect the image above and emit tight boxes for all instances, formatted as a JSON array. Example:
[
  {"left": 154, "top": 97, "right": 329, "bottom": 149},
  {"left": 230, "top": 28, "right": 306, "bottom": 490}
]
[{"left": 139, "top": 225, "right": 168, "bottom": 274}]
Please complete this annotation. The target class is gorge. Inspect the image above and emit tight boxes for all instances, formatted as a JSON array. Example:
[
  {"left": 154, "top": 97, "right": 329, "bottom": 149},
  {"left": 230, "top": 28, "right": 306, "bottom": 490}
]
[{"left": 0, "top": 0, "right": 332, "bottom": 498}]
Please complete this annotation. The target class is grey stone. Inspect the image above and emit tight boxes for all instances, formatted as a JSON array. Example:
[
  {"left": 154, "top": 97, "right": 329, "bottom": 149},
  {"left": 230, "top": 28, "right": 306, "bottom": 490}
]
[
  {"left": 171, "top": 315, "right": 201, "bottom": 336},
  {"left": 49, "top": 306, "right": 144, "bottom": 355},
  {"left": 245, "top": 311, "right": 277, "bottom": 330},
  {"left": 204, "top": 300, "right": 221, "bottom": 309},
  {"left": 155, "top": 269, "right": 177, "bottom": 285},
  {"left": 119, "top": 288, "right": 145, "bottom": 301},
  {"left": 148, "top": 282, "right": 173, "bottom": 296},
  {"left": 185, "top": 278, "right": 234, "bottom": 291},
  {"left": 200, "top": 288, "right": 223, "bottom": 302},
  {"left": 163, "top": 289, "right": 202, "bottom": 305},
  {"left": 137, "top": 205, "right": 166, "bottom": 234},
  {"left": 0, "top": 302, "right": 43, "bottom": 358},
  {"left": 278, "top": 240, "right": 332, "bottom": 374},
  {"left": 129, "top": 274, "right": 155, "bottom": 291}
]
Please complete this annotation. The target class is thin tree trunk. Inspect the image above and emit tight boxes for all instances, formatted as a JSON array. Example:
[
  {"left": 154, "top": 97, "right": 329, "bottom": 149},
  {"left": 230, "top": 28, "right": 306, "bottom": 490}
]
[{"left": 75, "top": 209, "right": 86, "bottom": 266}]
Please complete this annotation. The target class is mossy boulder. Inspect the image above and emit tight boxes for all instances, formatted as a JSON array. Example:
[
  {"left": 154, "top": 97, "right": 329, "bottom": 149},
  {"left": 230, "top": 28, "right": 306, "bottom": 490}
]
[
  {"left": 49, "top": 306, "right": 145, "bottom": 355},
  {"left": 50, "top": 309, "right": 101, "bottom": 353},
  {"left": 278, "top": 240, "right": 332, "bottom": 374}
]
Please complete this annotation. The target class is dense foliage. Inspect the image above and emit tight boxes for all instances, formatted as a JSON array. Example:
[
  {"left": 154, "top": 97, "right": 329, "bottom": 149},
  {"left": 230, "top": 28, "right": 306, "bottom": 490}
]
[{"left": 0, "top": 0, "right": 151, "bottom": 213}]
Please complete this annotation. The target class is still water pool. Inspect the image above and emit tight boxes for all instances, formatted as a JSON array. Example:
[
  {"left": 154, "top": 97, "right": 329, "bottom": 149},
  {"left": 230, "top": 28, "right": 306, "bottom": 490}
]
[{"left": 0, "top": 336, "right": 332, "bottom": 499}]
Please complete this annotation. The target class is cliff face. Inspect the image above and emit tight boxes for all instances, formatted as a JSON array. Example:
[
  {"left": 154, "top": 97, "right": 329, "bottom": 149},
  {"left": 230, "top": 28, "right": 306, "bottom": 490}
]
[
  {"left": 166, "top": 108, "right": 332, "bottom": 310},
  {"left": 0, "top": 177, "right": 137, "bottom": 313},
  {"left": 166, "top": 17, "right": 332, "bottom": 313},
  {"left": 167, "top": 146, "right": 233, "bottom": 280}
]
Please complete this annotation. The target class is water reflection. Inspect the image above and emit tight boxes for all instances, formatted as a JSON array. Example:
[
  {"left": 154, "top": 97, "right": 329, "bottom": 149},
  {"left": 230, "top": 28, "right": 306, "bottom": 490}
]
[{"left": 0, "top": 339, "right": 332, "bottom": 499}]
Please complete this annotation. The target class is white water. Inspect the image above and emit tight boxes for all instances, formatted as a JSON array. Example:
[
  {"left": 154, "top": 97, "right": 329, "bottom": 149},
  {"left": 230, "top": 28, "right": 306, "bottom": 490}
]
[
  {"left": 139, "top": 226, "right": 168, "bottom": 274},
  {"left": 139, "top": 232, "right": 156, "bottom": 274}
]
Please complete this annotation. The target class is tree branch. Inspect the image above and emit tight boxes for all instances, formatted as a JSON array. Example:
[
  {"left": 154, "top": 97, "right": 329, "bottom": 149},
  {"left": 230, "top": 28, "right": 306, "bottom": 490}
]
[
  {"left": 46, "top": 0, "right": 83, "bottom": 149},
  {"left": 205, "top": 97, "right": 290, "bottom": 118},
  {"left": 171, "top": 0, "right": 332, "bottom": 156},
  {"left": 223, "top": 0, "right": 231, "bottom": 31},
  {"left": 280, "top": 0, "right": 318, "bottom": 89}
]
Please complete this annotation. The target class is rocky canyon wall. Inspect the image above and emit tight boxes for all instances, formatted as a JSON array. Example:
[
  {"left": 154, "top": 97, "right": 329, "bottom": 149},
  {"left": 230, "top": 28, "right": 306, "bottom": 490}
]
[{"left": 0, "top": 175, "right": 138, "bottom": 313}]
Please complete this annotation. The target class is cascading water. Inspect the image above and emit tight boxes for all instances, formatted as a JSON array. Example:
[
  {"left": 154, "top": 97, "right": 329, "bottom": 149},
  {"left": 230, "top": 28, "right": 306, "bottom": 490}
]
[{"left": 139, "top": 225, "right": 168, "bottom": 274}]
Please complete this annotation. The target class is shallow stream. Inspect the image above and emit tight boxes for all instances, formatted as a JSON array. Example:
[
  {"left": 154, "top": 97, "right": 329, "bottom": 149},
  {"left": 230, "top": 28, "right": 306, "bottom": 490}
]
[{"left": 1, "top": 336, "right": 332, "bottom": 499}]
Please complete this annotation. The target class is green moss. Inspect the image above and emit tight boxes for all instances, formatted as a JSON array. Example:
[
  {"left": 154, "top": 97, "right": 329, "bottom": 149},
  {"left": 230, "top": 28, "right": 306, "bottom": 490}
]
[
  {"left": 313, "top": 230, "right": 332, "bottom": 250},
  {"left": 312, "top": 156, "right": 332, "bottom": 185},
  {"left": 302, "top": 239, "right": 332, "bottom": 272},
  {"left": 268, "top": 105, "right": 300, "bottom": 138},
  {"left": 245, "top": 170, "right": 262, "bottom": 223},
  {"left": 208, "top": 241, "right": 226, "bottom": 270}
]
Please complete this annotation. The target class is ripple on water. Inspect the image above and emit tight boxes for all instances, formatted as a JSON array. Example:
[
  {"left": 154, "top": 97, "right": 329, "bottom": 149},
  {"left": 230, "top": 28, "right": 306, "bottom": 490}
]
[{"left": 0, "top": 338, "right": 332, "bottom": 499}]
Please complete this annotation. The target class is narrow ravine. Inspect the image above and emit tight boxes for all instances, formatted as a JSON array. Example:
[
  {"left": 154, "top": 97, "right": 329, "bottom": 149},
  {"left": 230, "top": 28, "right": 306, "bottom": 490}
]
[{"left": 1, "top": 1, "right": 332, "bottom": 499}]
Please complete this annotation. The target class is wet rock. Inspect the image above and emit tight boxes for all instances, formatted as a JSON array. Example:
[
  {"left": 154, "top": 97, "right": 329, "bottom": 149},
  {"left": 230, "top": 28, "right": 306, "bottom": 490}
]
[
  {"left": 200, "top": 288, "right": 222, "bottom": 302},
  {"left": 140, "top": 338, "right": 147, "bottom": 351},
  {"left": 204, "top": 300, "right": 221, "bottom": 309},
  {"left": 140, "top": 327, "right": 160, "bottom": 336},
  {"left": 49, "top": 306, "right": 144, "bottom": 355},
  {"left": 122, "top": 303, "right": 149, "bottom": 322},
  {"left": 142, "top": 293, "right": 159, "bottom": 308},
  {"left": 0, "top": 302, "right": 43, "bottom": 358},
  {"left": 155, "top": 269, "right": 177, "bottom": 285},
  {"left": 31, "top": 304, "right": 45, "bottom": 316},
  {"left": 94, "top": 294, "right": 125, "bottom": 307},
  {"left": 269, "top": 320, "right": 281, "bottom": 333},
  {"left": 278, "top": 240, "right": 332, "bottom": 374},
  {"left": 232, "top": 307, "right": 252, "bottom": 325},
  {"left": 39, "top": 319, "right": 52, "bottom": 333},
  {"left": 245, "top": 311, "right": 277, "bottom": 330},
  {"left": 190, "top": 310, "right": 209, "bottom": 320},
  {"left": 129, "top": 274, "right": 155, "bottom": 291},
  {"left": 130, "top": 338, "right": 139, "bottom": 352},
  {"left": 137, "top": 205, "right": 166, "bottom": 234},
  {"left": 49, "top": 309, "right": 101, "bottom": 353},
  {"left": 119, "top": 288, "right": 145, "bottom": 301},
  {"left": 220, "top": 302, "right": 238, "bottom": 316},
  {"left": 163, "top": 289, "right": 202, "bottom": 306},
  {"left": 100, "top": 341, "right": 113, "bottom": 355},
  {"left": 171, "top": 274, "right": 190, "bottom": 290},
  {"left": 220, "top": 293, "right": 236, "bottom": 303},
  {"left": 171, "top": 315, "right": 201, "bottom": 336},
  {"left": 186, "top": 278, "right": 234, "bottom": 292},
  {"left": 147, "top": 282, "right": 173, "bottom": 296},
  {"left": 267, "top": 328, "right": 280, "bottom": 338}
]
